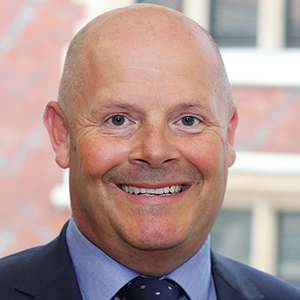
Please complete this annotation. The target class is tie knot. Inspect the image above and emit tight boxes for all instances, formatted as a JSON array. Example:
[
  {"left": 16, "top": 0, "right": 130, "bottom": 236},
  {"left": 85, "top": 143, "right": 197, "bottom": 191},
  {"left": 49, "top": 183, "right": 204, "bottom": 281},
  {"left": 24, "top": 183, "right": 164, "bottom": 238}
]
[{"left": 117, "top": 276, "right": 184, "bottom": 300}]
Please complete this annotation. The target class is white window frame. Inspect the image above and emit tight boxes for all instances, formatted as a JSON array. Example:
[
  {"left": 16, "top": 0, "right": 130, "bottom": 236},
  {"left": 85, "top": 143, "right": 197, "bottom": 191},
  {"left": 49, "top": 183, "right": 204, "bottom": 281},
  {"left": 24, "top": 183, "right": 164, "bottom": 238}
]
[
  {"left": 185, "top": 0, "right": 300, "bottom": 86},
  {"left": 226, "top": 152, "right": 300, "bottom": 275}
]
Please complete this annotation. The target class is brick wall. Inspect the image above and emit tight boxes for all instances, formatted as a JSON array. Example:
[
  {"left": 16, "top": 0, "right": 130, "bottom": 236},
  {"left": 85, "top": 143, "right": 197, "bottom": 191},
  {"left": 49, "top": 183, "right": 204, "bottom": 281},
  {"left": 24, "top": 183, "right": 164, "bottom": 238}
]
[
  {"left": 0, "top": 0, "right": 82, "bottom": 257},
  {"left": 233, "top": 86, "right": 300, "bottom": 153}
]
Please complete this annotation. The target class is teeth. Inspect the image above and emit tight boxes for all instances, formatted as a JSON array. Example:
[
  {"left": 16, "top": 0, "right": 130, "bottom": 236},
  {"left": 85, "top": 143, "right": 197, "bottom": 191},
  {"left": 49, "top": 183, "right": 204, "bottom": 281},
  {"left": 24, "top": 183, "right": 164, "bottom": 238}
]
[
  {"left": 121, "top": 185, "right": 182, "bottom": 196},
  {"left": 133, "top": 187, "right": 139, "bottom": 195},
  {"left": 164, "top": 186, "right": 170, "bottom": 193},
  {"left": 154, "top": 188, "right": 164, "bottom": 194}
]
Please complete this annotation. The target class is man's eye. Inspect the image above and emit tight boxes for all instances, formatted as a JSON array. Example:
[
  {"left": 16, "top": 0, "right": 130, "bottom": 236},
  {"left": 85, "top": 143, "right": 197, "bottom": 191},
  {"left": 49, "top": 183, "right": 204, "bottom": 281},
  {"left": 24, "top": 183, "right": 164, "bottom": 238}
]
[
  {"left": 177, "top": 116, "right": 200, "bottom": 126},
  {"left": 107, "top": 115, "right": 131, "bottom": 126}
]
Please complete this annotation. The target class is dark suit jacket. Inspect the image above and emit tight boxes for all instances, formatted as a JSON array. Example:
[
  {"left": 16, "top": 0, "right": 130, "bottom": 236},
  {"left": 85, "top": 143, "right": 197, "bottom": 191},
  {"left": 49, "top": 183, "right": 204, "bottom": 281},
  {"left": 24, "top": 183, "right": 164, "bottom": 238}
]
[{"left": 1, "top": 223, "right": 300, "bottom": 299}]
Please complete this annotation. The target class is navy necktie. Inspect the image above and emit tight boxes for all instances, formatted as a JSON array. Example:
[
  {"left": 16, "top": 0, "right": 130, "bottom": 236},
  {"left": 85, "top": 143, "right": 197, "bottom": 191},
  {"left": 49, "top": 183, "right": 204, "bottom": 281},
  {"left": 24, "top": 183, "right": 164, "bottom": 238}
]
[{"left": 117, "top": 276, "right": 185, "bottom": 300}]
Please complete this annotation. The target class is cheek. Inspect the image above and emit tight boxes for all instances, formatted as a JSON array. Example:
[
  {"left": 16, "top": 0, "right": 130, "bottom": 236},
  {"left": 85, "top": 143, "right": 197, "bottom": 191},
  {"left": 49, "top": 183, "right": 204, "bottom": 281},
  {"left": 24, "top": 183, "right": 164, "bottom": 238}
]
[
  {"left": 182, "top": 134, "right": 228, "bottom": 216},
  {"left": 70, "top": 136, "right": 131, "bottom": 221},
  {"left": 183, "top": 135, "right": 227, "bottom": 177},
  {"left": 77, "top": 136, "right": 130, "bottom": 178}
]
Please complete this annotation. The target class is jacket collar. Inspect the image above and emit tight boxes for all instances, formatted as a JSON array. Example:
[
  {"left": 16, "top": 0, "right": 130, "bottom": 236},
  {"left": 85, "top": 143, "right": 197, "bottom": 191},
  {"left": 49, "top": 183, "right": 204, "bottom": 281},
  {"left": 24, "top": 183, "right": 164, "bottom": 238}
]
[{"left": 211, "top": 250, "right": 264, "bottom": 300}]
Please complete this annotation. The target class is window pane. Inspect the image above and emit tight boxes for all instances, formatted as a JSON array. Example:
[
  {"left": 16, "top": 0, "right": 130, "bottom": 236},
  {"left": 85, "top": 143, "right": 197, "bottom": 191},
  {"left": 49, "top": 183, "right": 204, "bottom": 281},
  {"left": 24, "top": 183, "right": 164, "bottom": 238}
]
[
  {"left": 286, "top": 0, "right": 300, "bottom": 47},
  {"left": 211, "top": 209, "right": 251, "bottom": 264},
  {"left": 210, "top": 0, "right": 258, "bottom": 47},
  {"left": 137, "top": 0, "right": 182, "bottom": 12},
  {"left": 277, "top": 212, "right": 300, "bottom": 287}
]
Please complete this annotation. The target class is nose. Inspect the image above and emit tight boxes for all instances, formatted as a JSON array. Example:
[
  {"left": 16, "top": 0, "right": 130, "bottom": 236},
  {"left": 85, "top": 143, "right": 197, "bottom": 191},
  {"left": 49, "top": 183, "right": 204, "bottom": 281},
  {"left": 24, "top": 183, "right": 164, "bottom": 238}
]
[{"left": 129, "top": 123, "right": 180, "bottom": 169}]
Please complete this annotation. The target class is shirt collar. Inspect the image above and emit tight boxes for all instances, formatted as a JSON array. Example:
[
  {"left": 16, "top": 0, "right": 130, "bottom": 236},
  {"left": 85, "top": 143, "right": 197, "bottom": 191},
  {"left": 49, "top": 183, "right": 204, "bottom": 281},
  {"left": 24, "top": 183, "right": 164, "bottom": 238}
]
[
  {"left": 165, "top": 235, "right": 212, "bottom": 300},
  {"left": 66, "top": 216, "right": 214, "bottom": 300}
]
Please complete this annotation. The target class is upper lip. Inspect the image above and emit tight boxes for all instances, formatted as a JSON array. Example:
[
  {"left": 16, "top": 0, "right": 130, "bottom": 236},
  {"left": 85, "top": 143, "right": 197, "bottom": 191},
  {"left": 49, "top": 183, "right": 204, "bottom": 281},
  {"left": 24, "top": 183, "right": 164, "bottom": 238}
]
[{"left": 115, "top": 182, "right": 191, "bottom": 189}]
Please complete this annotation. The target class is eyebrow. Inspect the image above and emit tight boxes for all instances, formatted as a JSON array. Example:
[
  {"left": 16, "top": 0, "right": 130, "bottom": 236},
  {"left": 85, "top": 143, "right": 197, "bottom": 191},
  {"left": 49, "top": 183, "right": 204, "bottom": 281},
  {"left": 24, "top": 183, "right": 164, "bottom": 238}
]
[
  {"left": 91, "top": 100, "right": 210, "bottom": 115},
  {"left": 171, "top": 102, "right": 208, "bottom": 111},
  {"left": 91, "top": 101, "right": 137, "bottom": 114}
]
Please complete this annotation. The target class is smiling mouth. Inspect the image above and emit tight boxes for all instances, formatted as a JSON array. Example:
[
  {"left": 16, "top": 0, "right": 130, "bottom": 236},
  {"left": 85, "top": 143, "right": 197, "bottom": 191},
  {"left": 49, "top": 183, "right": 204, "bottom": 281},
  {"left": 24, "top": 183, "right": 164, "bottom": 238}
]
[{"left": 120, "top": 184, "right": 183, "bottom": 196}]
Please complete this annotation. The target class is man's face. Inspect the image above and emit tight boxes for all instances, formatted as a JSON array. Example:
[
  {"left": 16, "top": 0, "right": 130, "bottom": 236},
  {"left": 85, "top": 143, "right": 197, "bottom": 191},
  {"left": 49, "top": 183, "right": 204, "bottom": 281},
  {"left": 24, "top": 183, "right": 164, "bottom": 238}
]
[{"left": 63, "top": 16, "right": 237, "bottom": 269}]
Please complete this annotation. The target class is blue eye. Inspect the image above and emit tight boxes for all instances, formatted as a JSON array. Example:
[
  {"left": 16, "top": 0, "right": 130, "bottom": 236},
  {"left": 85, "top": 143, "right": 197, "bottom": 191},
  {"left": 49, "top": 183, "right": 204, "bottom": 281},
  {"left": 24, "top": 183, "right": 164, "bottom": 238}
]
[
  {"left": 107, "top": 115, "right": 131, "bottom": 126},
  {"left": 177, "top": 116, "right": 200, "bottom": 126}
]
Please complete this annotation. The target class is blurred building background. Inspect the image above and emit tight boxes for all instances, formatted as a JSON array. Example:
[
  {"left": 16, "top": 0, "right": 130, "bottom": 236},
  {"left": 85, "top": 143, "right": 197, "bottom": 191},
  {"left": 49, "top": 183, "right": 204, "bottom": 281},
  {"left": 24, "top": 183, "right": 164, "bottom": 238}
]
[{"left": 0, "top": 0, "right": 299, "bottom": 287}]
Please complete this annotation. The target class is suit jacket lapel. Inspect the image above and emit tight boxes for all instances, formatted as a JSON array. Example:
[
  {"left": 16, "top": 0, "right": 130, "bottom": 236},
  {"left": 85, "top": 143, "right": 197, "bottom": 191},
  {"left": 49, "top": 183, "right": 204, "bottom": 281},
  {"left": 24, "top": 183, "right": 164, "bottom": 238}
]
[
  {"left": 211, "top": 250, "right": 264, "bottom": 300},
  {"left": 15, "top": 223, "right": 83, "bottom": 300}
]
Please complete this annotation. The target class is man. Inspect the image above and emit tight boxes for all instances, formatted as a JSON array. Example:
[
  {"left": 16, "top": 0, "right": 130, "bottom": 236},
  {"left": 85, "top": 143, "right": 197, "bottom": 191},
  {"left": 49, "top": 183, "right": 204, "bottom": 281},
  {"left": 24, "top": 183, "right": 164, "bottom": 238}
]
[{"left": 0, "top": 4, "right": 299, "bottom": 300}]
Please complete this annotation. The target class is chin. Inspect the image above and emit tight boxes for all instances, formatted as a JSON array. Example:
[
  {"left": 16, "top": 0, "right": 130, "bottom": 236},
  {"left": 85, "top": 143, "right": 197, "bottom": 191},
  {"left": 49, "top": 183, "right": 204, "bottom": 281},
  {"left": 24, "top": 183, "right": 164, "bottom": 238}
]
[
  {"left": 130, "top": 239, "right": 184, "bottom": 252},
  {"left": 123, "top": 225, "right": 189, "bottom": 251}
]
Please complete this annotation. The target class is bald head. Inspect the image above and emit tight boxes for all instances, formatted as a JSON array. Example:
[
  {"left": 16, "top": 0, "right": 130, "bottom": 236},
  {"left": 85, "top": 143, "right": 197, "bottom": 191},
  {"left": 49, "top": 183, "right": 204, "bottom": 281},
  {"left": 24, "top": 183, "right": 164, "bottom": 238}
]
[
  {"left": 44, "top": 5, "right": 238, "bottom": 275},
  {"left": 58, "top": 4, "right": 232, "bottom": 125}
]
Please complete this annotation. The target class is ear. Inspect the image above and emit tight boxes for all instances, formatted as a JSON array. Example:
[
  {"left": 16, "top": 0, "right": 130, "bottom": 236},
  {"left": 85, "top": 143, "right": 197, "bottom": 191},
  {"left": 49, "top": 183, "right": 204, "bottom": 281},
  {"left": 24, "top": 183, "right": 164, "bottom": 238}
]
[
  {"left": 43, "top": 101, "right": 70, "bottom": 169},
  {"left": 227, "top": 102, "right": 238, "bottom": 168}
]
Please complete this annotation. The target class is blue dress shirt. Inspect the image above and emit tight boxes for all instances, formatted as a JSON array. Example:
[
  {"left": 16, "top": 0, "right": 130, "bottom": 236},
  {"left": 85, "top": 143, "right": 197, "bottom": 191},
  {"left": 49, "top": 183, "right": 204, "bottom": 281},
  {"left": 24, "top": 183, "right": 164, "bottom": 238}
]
[{"left": 66, "top": 217, "right": 217, "bottom": 300}]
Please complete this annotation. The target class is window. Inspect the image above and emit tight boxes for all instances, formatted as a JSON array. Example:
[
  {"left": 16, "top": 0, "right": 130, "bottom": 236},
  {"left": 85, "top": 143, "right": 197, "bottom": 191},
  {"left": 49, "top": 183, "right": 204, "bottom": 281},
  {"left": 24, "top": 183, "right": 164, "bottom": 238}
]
[
  {"left": 210, "top": 207, "right": 300, "bottom": 288},
  {"left": 210, "top": 0, "right": 258, "bottom": 47},
  {"left": 277, "top": 212, "right": 300, "bottom": 287},
  {"left": 286, "top": 0, "right": 300, "bottom": 47},
  {"left": 137, "top": 0, "right": 182, "bottom": 12},
  {"left": 211, "top": 209, "right": 251, "bottom": 265}
]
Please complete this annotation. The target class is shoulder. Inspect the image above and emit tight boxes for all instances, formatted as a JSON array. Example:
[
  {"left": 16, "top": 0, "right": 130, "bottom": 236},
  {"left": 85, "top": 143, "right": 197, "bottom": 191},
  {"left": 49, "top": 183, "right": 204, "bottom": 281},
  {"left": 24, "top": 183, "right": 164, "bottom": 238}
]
[
  {"left": 211, "top": 251, "right": 300, "bottom": 299},
  {"left": 0, "top": 245, "right": 43, "bottom": 298},
  {"left": 0, "top": 245, "right": 39, "bottom": 269},
  {"left": 0, "top": 223, "right": 66, "bottom": 278},
  {"left": 0, "top": 223, "right": 75, "bottom": 299}
]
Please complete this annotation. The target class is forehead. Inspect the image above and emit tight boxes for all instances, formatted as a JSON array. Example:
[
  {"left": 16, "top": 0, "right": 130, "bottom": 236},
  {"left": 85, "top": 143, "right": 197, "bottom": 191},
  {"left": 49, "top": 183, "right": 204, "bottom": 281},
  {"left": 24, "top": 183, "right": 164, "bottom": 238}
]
[{"left": 76, "top": 8, "right": 222, "bottom": 114}]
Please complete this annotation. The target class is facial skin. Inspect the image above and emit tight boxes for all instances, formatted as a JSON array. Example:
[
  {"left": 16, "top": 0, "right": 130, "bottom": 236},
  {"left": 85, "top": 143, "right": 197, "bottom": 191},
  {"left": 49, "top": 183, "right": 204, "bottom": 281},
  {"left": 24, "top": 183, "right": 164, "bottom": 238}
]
[{"left": 44, "top": 4, "right": 238, "bottom": 277}]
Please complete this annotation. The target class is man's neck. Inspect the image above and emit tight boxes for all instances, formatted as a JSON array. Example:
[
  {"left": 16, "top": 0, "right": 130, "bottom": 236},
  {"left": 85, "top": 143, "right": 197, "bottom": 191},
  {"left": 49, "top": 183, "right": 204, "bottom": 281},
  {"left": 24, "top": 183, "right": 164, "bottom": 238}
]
[{"left": 76, "top": 218, "right": 208, "bottom": 277}]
